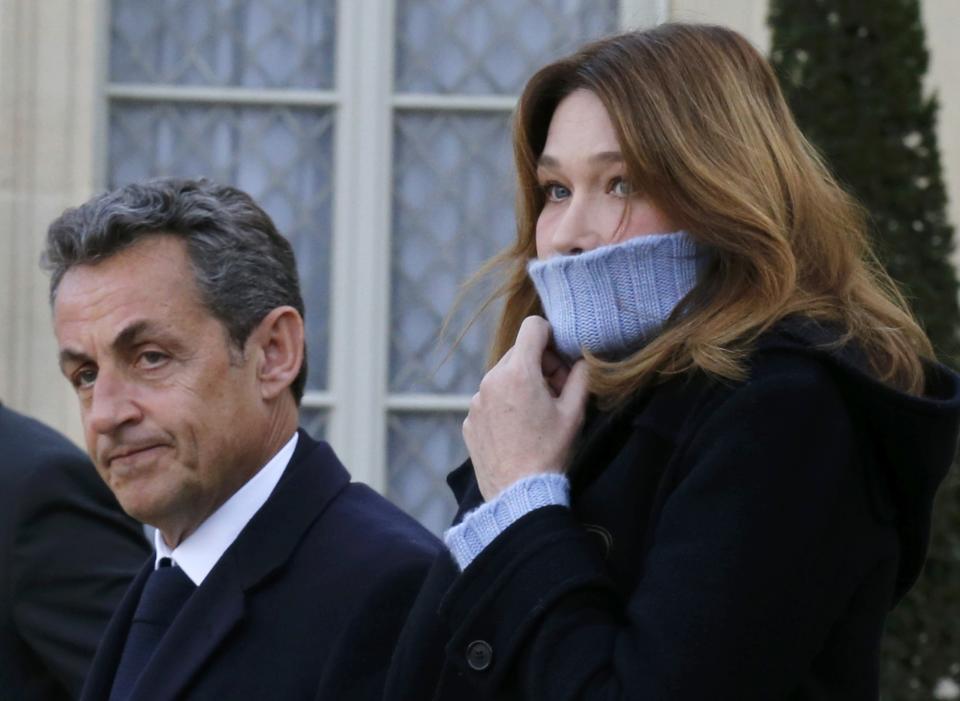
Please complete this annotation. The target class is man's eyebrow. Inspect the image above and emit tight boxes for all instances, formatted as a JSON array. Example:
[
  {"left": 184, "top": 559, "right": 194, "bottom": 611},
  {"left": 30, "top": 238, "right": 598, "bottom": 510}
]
[
  {"left": 58, "top": 348, "right": 91, "bottom": 371},
  {"left": 112, "top": 320, "right": 153, "bottom": 353},
  {"left": 114, "top": 320, "right": 186, "bottom": 357},
  {"left": 537, "top": 151, "right": 624, "bottom": 169},
  {"left": 59, "top": 320, "right": 161, "bottom": 372}
]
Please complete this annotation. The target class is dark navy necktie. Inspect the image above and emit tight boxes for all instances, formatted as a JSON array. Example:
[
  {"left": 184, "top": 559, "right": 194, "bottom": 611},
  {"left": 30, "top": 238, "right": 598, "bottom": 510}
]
[{"left": 109, "top": 557, "right": 196, "bottom": 701}]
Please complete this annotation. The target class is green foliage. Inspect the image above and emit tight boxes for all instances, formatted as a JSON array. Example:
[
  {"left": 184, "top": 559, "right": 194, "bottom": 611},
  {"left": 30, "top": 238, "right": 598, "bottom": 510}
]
[{"left": 768, "top": 1, "right": 960, "bottom": 698}]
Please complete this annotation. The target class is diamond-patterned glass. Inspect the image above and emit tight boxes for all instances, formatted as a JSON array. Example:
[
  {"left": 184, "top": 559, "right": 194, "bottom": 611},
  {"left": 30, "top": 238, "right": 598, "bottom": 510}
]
[
  {"left": 389, "top": 112, "right": 515, "bottom": 394},
  {"left": 108, "top": 102, "right": 334, "bottom": 390},
  {"left": 396, "top": 0, "right": 619, "bottom": 95},
  {"left": 387, "top": 412, "right": 466, "bottom": 534},
  {"left": 299, "top": 407, "right": 328, "bottom": 440},
  {"left": 110, "top": 0, "right": 336, "bottom": 88}
]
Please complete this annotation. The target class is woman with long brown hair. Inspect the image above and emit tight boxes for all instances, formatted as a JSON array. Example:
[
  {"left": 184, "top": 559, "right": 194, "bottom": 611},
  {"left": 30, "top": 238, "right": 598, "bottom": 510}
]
[{"left": 385, "top": 23, "right": 960, "bottom": 700}]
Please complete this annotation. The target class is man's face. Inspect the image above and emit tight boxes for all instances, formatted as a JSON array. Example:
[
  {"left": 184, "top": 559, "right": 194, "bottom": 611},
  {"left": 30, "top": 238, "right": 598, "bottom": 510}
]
[{"left": 53, "top": 234, "right": 269, "bottom": 544}]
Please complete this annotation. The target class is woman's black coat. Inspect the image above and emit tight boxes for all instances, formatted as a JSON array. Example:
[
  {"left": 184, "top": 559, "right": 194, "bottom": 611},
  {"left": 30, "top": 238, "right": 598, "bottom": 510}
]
[{"left": 383, "top": 319, "right": 960, "bottom": 701}]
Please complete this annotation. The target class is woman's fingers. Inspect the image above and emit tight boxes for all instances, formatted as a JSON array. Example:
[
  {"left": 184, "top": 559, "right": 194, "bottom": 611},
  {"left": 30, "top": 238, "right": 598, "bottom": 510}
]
[
  {"left": 514, "top": 316, "right": 552, "bottom": 373},
  {"left": 542, "top": 348, "right": 570, "bottom": 397},
  {"left": 559, "top": 360, "right": 590, "bottom": 422},
  {"left": 463, "top": 318, "right": 592, "bottom": 501}
]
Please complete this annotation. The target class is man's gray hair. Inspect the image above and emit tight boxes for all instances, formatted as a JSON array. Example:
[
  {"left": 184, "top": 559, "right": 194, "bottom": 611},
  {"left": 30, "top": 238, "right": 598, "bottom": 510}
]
[{"left": 42, "top": 177, "right": 308, "bottom": 403}]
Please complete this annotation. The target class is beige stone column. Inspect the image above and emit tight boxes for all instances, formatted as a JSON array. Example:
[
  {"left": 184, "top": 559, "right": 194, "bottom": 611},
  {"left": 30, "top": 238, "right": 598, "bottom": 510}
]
[
  {"left": 923, "top": 0, "right": 960, "bottom": 264},
  {"left": 0, "top": 0, "right": 103, "bottom": 442},
  {"left": 668, "top": 0, "right": 771, "bottom": 51}
]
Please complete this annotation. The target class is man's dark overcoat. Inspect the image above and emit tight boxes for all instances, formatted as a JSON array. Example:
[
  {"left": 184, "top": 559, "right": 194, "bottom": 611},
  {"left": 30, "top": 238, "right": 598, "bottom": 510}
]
[
  {"left": 81, "top": 430, "right": 440, "bottom": 701},
  {"left": 0, "top": 404, "right": 149, "bottom": 700}
]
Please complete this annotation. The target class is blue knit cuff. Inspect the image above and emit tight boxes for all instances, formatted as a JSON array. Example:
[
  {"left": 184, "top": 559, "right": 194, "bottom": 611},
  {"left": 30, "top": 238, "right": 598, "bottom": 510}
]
[{"left": 444, "top": 473, "right": 571, "bottom": 570}]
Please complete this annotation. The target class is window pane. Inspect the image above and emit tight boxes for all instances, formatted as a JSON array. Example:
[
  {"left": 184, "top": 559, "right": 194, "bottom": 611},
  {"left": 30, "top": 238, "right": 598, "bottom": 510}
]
[
  {"left": 299, "top": 407, "right": 329, "bottom": 440},
  {"left": 110, "top": 0, "right": 336, "bottom": 88},
  {"left": 389, "top": 112, "right": 515, "bottom": 394},
  {"left": 387, "top": 412, "right": 466, "bottom": 534},
  {"left": 395, "top": 0, "right": 619, "bottom": 95},
  {"left": 108, "top": 102, "right": 333, "bottom": 390}
]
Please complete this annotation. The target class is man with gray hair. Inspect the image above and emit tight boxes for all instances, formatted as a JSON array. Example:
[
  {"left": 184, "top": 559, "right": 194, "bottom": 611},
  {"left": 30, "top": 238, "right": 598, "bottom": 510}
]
[{"left": 43, "top": 177, "right": 439, "bottom": 700}]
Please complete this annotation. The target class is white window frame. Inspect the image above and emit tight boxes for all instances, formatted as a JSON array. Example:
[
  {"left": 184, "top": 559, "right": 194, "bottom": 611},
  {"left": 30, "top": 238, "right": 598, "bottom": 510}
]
[{"left": 100, "top": 0, "right": 665, "bottom": 494}]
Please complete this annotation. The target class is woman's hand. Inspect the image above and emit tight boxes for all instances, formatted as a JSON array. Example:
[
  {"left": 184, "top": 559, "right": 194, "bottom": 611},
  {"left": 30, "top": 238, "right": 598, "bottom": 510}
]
[{"left": 463, "top": 316, "right": 590, "bottom": 501}]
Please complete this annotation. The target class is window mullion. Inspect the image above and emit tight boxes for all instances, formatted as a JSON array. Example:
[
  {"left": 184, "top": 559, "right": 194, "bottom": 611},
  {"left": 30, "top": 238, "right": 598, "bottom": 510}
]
[
  {"left": 326, "top": 0, "right": 396, "bottom": 491},
  {"left": 106, "top": 84, "right": 338, "bottom": 106}
]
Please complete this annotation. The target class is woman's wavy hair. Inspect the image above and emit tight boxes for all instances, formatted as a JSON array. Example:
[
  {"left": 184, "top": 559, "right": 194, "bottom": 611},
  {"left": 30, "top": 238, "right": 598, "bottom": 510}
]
[{"left": 475, "top": 22, "right": 931, "bottom": 407}]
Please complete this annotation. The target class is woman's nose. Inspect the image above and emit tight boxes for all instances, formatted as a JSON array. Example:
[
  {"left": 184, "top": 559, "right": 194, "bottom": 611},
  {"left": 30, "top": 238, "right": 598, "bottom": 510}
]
[{"left": 548, "top": 196, "right": 601, "bottom": 256}]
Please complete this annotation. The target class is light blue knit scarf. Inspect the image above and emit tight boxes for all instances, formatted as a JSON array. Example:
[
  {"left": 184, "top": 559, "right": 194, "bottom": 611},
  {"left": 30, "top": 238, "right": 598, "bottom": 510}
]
[{"left": 527, "top": 231, "right": 700, "bottom": 360}]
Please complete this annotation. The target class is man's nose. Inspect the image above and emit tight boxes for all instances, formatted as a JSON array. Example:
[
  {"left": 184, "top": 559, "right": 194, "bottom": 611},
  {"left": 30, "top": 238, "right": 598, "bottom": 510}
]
[{"left": 87, "top": 369, "right": 141, "bottom": 436}]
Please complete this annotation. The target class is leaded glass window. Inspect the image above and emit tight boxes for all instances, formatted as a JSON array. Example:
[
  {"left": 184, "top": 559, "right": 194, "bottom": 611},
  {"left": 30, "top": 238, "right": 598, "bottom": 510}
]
[
  {"left": 108, "top": 0, "right": 636, "bottom": 535},
  {"left": 108, "top": 0, "right": 336, "bottom": 434},
  {"left": 386, "top": 0, "right": 621, "bottom": 533}
]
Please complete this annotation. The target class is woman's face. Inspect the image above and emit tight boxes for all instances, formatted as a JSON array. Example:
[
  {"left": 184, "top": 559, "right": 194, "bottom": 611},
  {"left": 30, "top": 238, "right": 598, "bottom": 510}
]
[{"left": 535, "top": 89, "right": 675, "bottom": 260}]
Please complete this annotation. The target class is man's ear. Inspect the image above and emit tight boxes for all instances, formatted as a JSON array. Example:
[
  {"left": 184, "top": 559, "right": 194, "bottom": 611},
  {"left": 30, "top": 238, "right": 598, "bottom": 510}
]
[{"left": 248, "top": 306, "right": 304, "bottom": 401}]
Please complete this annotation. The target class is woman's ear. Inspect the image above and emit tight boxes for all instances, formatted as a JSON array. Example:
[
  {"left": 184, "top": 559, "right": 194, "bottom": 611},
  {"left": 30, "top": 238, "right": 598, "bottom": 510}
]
[{"left": 248, "top": 306, "right": 305, "bottom": 401}]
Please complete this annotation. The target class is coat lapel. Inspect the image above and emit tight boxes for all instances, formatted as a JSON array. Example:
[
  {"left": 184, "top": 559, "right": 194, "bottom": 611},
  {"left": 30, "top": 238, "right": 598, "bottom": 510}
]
[
  {"left": 80, "top": 561, "right": 152, "bottom": 700},
  {"left": 127, "top": 557, "right": 245, "bottom": 700},
  {"left": 566, "top": 394, "right": 653, "bottom": 493}
]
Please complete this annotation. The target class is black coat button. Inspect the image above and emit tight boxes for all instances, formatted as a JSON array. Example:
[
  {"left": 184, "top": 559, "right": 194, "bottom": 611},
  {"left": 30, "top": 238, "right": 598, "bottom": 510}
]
[{"left": 466, "top": 640, "right": 493, "bottom": 671}]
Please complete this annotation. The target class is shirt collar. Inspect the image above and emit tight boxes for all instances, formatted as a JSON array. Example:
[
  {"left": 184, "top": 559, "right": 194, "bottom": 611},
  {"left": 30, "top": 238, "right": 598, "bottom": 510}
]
[{"left": 154, "top": 432, "right": 299, "bottom": 585}]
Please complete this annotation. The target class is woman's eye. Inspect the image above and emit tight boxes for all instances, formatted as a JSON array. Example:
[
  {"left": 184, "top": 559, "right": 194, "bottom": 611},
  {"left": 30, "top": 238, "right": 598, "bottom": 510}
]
[
  {"left": 610, "top": 177, "right": 633, "bottom": 197},
  {"left": 543, "top": 183, "right": 571, "bottom": 202}
]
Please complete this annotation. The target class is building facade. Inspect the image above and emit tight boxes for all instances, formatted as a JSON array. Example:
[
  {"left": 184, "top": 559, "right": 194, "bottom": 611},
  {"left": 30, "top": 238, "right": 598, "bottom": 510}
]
[{"left": 2, "top": 0, "right": 958, "bottom": 531}]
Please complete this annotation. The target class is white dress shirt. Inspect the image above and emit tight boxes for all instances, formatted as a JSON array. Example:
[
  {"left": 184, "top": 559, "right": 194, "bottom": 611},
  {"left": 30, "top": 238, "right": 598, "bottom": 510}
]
[{"left": 154, "top": 432, "right": 299, "bottom": 585}]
